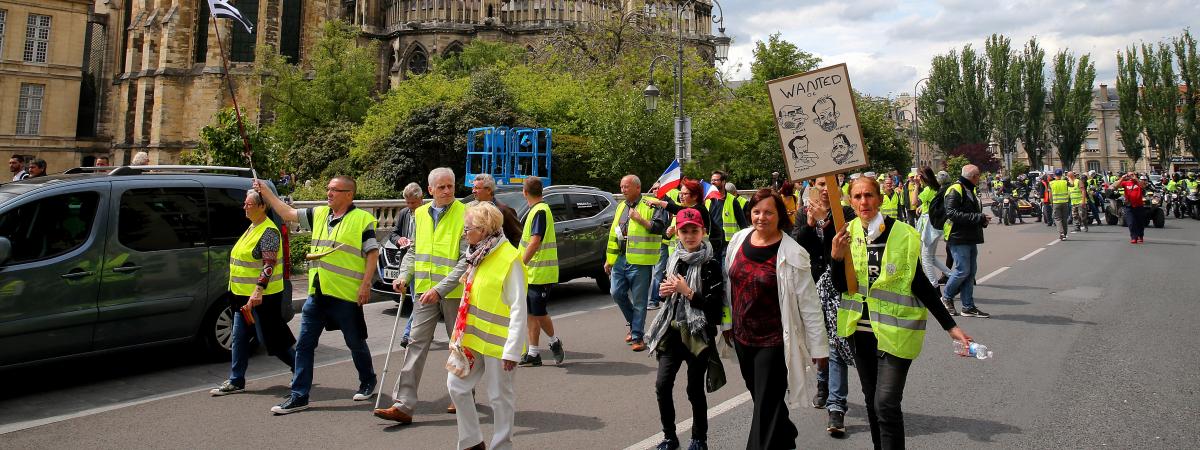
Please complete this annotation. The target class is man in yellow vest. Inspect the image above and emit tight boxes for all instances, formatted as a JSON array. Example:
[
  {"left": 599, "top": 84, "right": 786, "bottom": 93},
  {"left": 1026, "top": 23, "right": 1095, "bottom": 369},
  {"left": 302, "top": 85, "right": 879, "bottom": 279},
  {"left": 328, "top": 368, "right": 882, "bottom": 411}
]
[
  {"left": 518, "top": 176, "right": 565, "bottom": 367},
  {"left": 375, "top": 167, "right": 471, "bottom": 423},
  {"left": 1049, "top": 169, "right": 1071, "bottom": 240},
  {"left": 254, "top": 176, "right": 380, "bottom": 415},
  {"left": 880, "top": 178, "right": 900, "bottom": 218},
  {"left": 1068, "top": 171, "right": 1089, "bottom": 233},
  {"left": 605, "top": 174, "right": 667, "bottom": 352},
  {"left": 710, "top": 170, "right": 748, "bottom": 263}
]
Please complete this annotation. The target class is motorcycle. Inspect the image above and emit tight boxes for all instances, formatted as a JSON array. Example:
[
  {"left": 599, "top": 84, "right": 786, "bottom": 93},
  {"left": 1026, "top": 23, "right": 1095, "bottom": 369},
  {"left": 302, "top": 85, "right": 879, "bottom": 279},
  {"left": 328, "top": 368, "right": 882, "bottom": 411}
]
[
  {"left": 1188, "top": 189, "right": 1200, "bottom": 220},
  {"left": 1166, "top": 191, "right": 1184, "bottom": 219},
  {"left": 1144, "top": 189, "right": 1166, "bottom": 228}
]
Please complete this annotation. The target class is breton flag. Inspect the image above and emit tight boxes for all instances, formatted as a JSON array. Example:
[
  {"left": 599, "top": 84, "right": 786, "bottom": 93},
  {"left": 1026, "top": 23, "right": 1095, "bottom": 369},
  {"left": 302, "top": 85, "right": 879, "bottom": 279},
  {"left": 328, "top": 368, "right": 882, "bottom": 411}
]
[
  {"left": 207, "top": 0, "right": 254, "bottom": 34},
  {"left": 654, "top": 159, "right": 682, "bottom": 199}
]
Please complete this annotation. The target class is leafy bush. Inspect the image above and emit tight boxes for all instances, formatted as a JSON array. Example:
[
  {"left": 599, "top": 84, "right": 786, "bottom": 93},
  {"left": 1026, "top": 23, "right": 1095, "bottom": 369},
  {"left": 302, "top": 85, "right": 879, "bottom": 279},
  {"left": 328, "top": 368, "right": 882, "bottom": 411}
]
[
  {"left": 944, "top": 155, "right": 971, "bottom": 179},
  {"left": 289, "top": 233, "right": 310, "bottom": 275}
]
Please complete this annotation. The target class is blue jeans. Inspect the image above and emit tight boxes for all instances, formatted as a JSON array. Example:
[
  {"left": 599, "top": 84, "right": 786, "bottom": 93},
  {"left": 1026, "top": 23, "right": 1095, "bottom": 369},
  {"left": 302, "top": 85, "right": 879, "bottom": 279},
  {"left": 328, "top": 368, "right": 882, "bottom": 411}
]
[
  {"left": 944, "top": 244, "right": 979, "bottom": 309},
  {"left": 816, "top": 349, "right": 849, "bottom": 413},
  {"left": 230, "top": 308, "right": 296, "bottom": 387},
  {"left": 291, "top": 295, "right": 376, "bottom": 398},
  {"left": 401, "top": 284, "right": 415, "bottom": 340},
  {"left": 610, "top": 255, "right": 651, "bottom": 341},
  {"left": 648, "top": 244, "right": 669, "bottom": 306}
]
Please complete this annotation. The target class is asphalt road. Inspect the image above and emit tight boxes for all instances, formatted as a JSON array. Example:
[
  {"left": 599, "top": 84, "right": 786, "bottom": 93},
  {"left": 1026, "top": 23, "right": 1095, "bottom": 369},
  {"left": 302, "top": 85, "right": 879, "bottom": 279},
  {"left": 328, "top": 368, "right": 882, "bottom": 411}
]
[{"left": 2, "top": 215, "right": 1198, "bottom": 449}]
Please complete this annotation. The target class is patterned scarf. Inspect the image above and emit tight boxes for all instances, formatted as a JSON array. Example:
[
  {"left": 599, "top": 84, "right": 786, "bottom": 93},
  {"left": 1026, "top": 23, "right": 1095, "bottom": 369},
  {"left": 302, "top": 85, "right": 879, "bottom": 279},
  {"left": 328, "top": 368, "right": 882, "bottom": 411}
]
[{"left": 646, "top": 239, "right": 713, "bottom": 355}]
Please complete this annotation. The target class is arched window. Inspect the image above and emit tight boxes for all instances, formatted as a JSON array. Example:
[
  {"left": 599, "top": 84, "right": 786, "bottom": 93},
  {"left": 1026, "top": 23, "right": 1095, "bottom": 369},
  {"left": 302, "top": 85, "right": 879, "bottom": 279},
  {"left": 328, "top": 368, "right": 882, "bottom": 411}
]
[
  {"left": 229, "top": 0, "right": 259, "bottom": 62},
  {"left": 195, "top": 0, "right": 209, "bottom": 63},
  {"left": 444, "top": 41, "right": 463, "bottom": 57},
  {"left": 407, "top": 47, "right": 428, "bottom": 75},
  {"left": 280, "top": 0, "right": 303, "bottom": 64}
]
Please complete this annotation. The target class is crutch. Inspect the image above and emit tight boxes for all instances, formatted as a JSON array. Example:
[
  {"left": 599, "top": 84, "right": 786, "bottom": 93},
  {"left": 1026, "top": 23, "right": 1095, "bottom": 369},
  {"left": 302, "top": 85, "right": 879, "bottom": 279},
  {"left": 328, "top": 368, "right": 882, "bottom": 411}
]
[{"left": 374, "top": 264, "right": 406, "bottom": 410}]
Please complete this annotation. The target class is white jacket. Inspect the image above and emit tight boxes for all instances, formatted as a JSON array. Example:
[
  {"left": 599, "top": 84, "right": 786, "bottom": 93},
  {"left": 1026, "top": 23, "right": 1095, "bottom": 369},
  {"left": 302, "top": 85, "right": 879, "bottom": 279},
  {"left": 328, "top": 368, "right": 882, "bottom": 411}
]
[{"left": 724, "top": 228, "right": 830, "bottom": 409}]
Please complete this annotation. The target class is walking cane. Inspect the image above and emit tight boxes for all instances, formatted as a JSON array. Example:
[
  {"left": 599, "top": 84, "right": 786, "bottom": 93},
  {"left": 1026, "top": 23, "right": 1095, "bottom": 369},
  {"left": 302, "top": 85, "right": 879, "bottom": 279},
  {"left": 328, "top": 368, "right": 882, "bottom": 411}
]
[{"left": 374, "top": 264, "right": 406, "bottom": 410}]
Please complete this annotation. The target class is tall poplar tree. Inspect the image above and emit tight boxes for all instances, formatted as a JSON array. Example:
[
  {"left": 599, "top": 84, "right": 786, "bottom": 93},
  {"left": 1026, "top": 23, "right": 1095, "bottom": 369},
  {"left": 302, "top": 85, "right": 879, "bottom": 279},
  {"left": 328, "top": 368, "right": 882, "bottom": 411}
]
[
  {"left": 1139, "top": 43, "right": 1180, "bottom": 169},
  {"left": 1047, "top": 51, "right": 1096, "bottom": 171},
  {"left": 986, "top": 34, "right": 1023, "bottom": 173},
  {"left": 1019, "top": 38, "right": 1049, "bottom": 169},
  {"left": 1175, "top": 29, "right": 1200, "bottom": 162},
  {"left": 1115, "top": 48, "right": 1145, "bottom": 163}
]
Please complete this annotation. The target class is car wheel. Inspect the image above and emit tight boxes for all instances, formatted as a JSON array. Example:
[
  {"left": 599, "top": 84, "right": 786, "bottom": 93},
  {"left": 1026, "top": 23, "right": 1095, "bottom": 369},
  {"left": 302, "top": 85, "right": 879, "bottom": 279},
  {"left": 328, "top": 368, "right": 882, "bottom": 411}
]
[
  {"left": 594, "top": 272, "right": 611, "bottom": 294},
  {"left": 1105, "top": 212, "right": 1118, "bottom": 225},
  {"left": 200, "top": 301, "right": 255, "bottom": 359}
]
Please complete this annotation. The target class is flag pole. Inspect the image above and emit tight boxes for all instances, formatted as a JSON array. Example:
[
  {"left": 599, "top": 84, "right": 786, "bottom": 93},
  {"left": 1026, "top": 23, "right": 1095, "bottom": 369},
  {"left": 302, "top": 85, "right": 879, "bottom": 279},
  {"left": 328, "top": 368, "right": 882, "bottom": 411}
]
[{"left": 211, "top": 17, "right": 258, "bottom": 180}]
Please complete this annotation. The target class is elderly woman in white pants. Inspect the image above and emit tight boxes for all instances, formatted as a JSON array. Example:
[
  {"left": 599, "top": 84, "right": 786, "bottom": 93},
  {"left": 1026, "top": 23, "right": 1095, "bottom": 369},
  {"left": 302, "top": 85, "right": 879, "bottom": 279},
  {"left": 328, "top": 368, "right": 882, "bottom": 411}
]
[
  {"left": 447, "top": 202, "right": 527, "bottom": 450},
  {"left": 914, "top": 168, "right": 953, "bottom": 286}
]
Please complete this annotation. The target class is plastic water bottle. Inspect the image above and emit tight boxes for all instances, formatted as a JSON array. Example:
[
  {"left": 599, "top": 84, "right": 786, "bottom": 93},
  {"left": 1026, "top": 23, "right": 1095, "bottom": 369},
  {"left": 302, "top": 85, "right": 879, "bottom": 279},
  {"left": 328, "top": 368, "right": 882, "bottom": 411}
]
[{"left": 953, "top": 341, "right": 993, "bottom": 360}]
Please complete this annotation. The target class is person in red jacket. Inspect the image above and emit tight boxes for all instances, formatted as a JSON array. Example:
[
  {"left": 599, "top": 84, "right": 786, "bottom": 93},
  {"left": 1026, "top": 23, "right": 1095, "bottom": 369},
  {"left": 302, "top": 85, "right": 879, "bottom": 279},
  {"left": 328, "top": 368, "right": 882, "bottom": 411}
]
[{"left": 1117, "top": 172, "right": 1147, "bottom": 243}]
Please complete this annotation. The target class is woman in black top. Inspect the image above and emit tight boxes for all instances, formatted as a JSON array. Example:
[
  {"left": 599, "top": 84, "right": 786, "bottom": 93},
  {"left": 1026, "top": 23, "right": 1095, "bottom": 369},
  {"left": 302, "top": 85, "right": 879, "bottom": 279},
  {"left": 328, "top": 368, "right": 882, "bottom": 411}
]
[{"left": 645, "top": 208, "right": 724, "bottom": 450}]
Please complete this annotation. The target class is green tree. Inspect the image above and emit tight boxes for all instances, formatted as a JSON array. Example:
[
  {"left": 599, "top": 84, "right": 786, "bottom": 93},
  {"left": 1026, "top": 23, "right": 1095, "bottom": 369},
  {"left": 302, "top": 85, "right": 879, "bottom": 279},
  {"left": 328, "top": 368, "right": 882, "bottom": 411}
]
[
  {"left": 1139, "top": 43, "right": 1180, "bottom": 169},
  {"left": 287, "top": 120, "right": 356, "bottom": 183},
  {"left": 944, "top": 155, "right": 970, "bottom": 180},
  {"left": 1019, "top": 38, "right": 1049, "bottom": 169},
  {"left": 856, "top": 94, "right": 913, "bottom": 175},
  {"left": 750, "top": 32, "right": 822, "bottom": 83},
  {"left": 256, "top": 20, "right": 378, "bottom": 149},
  {"left": 1047, "top": 50, "right": 1096, "bottom": 171},
  {"left": 921, "top": 45, "right": 991, "bottom": 155},
  {"left": 1174, "top": 29, "right": 1200, "bottom": 162},
  {"left": 433, "top": 40, "right": 525, "bottom": 79},
  {"left": 986, "top": 34, "right": 1023, "bottom": 172},
  {"left": 1115, "top": 47, "right": 1145, "bottom": 163},
  {"left": 182, "top": 107, "right": 277, "bottom": 176}
]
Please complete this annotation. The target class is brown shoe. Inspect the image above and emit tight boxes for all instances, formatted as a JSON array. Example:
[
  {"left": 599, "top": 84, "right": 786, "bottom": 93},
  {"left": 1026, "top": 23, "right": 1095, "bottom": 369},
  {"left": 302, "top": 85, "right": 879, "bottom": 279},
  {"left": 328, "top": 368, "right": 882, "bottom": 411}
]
[
  {"left": 373, "top": 406, "right": 413, "bottom": 424},
  {"left": 464, "top": 442, "right": 486, "bottom": 450},
  {"left": 624, "top": 333, "right": 633, "bottom": 344},
  {"left": 631, "top": 341, "right": 647, "bottom": 352},
  {"left": 446, "top": 403, "right": 456, "bottom": 414}
]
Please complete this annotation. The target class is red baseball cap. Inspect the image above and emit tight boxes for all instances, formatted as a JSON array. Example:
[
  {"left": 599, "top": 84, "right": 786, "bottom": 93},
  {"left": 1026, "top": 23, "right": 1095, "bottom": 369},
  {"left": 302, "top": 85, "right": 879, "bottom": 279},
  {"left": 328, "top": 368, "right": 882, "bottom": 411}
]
[{"left": 676, "top": 208, "right": 705, "bottom": 230}]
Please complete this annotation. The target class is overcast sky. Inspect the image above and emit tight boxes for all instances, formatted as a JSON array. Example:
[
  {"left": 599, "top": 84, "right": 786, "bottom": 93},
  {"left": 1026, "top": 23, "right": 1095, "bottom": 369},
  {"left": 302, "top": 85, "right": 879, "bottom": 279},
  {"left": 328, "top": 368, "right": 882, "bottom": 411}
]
[{"left": 715, "top": 0, "right": 1195, "bottom": 97}]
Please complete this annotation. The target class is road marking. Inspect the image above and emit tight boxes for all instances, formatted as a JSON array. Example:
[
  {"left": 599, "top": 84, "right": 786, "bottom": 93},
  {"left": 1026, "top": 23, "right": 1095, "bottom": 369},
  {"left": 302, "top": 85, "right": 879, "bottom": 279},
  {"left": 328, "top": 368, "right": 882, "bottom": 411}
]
[
  {"left": 0, "top": 302, "right": 619, "bottom": 435},
  {"left": 977, "top": 266, "right": 1010, "bottom": 285},
  {"left": 625, "top": 391, "right": 753, "bottom": 450},
  {"left": 1047, "top": 239, "right": 1060, "bottom": 246},
  {"left": 1019, "top": 248, "right": 1045, "bottom": 261}
]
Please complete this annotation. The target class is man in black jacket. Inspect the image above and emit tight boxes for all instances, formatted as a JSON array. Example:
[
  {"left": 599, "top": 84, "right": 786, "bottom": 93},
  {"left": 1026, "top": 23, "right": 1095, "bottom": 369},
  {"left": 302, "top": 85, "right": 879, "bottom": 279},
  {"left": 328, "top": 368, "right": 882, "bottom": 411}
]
[{"left": 942, "top": 164, "right": 991, "bottom": 318}]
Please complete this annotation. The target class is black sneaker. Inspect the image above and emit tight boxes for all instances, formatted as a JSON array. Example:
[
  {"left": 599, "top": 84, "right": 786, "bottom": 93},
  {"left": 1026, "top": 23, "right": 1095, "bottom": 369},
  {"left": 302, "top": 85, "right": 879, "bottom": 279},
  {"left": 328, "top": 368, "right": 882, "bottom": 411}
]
[
  {"left": 353, "top": 381, "right": 376, "bottom": 401},
  {"left": 518, "top": 353, "right": 543, "bottom": 367},
  {"left": 271, "top": 394, "right": 310, "bottom": 415},
  {"left": 548, "top": 339, "right": 565, "bottom": 365},
  {"left": 655, "top": 438, "right": 680, "bottom": 450},
  {"left": 209, "top": 380, "right": 244, "bottom": 396},
  {"left": 647, "top": 302, "right": 662, "bottom": 311},
  {"left": 686, "top": 439, "right": 708, "bottom": 450},
  {"left": 960, "top": 307, "right": 991, "bottom": 318},
  {"left": 827, "top": 410, "right": 846, "bottom": 436},
  {"left": 941, "top": 297, "right": 959, "bottom": 316}
]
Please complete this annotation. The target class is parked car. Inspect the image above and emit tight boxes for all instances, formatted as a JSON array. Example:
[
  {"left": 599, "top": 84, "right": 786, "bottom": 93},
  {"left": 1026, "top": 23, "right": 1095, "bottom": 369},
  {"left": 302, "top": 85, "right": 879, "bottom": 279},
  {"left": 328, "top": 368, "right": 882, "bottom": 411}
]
[
  {"left": 0, "top": 166, "right": 297, "bottom": 368},
  {"left": 372, "top": 184, "right": 616, "bottom": 304}
]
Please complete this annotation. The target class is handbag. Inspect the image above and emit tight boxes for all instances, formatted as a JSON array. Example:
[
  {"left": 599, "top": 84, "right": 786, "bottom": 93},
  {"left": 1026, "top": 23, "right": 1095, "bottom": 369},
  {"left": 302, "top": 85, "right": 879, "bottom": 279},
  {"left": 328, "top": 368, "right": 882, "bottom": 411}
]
[{"left": 446, "top": 281, "right": 476, "bottom": 378}]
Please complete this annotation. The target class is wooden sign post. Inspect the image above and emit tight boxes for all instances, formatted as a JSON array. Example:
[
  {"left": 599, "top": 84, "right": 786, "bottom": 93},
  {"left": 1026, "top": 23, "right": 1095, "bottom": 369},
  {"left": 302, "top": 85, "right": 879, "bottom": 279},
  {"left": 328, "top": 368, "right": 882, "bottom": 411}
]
[{"left": 766, "top": 64, "right": 870, "bottom": 294}]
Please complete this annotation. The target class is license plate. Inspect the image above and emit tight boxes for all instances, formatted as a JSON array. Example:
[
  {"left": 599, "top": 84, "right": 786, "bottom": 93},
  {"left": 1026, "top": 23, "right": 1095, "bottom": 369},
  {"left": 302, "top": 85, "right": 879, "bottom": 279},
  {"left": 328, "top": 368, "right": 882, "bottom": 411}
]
[{"left": 384, "top": 268, "right": 400, "bottom": 280}]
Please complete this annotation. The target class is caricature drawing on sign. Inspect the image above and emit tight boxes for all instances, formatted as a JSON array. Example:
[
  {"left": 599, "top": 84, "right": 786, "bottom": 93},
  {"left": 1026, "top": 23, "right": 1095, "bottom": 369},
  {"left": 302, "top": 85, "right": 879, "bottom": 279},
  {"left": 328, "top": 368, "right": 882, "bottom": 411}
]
[
  {"left": 788, "top": 135, "right": 818, "bottom": 170},
  {"left": 777, "top": 105, "right": 809, "bottom": 132},
  {"left": 831, "top": 133, "right": 859, "bottom": 165},
  {"left": 812, "top": 95, "right": 841, "bottom": 132}
]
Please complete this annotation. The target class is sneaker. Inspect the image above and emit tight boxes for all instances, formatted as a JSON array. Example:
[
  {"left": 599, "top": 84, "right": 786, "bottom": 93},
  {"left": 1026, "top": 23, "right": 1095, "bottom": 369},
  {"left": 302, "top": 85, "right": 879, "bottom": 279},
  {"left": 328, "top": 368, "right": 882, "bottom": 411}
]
[
  {"left": 548, "top": 339, "right": 565, "bottom": 365},
  {"left": 625, "top": 333, "right": 633, "bottom": 344},
  {"left": 271, "top": 394, "right": 310, "bottom": 415},
  {"left": 827, "top": 410, "right": 846, "bottom": 436},
  {"left": 686, "top": 439, "right": 708, "bottom": 450},
  {"left": 960, "top": 307, "right": 991, "bottom": 318},
  {"left": 518, "top": 353, "right": 543, "bottom": 367},
  {"left": 1131, "top": 239, "right": 1138, "bottom": 244},
  {"left": 353, "top": 381, "right": 376, "bottom": 401},
  {"left": 631, "top": 340, "right": 647, "bottom": 352},
  {"left": 941, "top": 297, "right": 958, "bottom": 316},
  {"left": 210, "top": 380, "right": 244, "bottom": 396},
  {"left": 1138, "top": 237, "right": 1144, "bottom": 243},
  {"left": 655, "top": 438, "right": 680, "bottom": 450},
  {"left": 1060, "top": 234, "right": 1067, "bottom": 241},
  {"left": 647, "top": 302, "right": 662, "bottom": 311}
]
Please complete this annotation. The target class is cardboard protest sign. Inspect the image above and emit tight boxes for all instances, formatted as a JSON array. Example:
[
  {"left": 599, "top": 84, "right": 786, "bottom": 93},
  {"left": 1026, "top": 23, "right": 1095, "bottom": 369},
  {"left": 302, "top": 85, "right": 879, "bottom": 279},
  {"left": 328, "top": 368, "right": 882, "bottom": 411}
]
[{"left": 766, "top": 63, "right": 870, "bottom": 181}]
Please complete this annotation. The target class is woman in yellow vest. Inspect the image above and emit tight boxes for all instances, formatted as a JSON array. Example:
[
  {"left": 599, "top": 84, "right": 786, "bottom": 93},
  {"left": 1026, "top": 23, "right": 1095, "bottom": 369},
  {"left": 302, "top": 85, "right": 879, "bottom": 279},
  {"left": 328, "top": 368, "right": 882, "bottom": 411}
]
[
  {"left": 830, "top": 177, "right": 975, "bottom": 449},
  {"left": 210, "top": 190, "right": 295, "bottom": 396},
  {"left": 447, "top": 202, "right": 527, "bottom": 450}
]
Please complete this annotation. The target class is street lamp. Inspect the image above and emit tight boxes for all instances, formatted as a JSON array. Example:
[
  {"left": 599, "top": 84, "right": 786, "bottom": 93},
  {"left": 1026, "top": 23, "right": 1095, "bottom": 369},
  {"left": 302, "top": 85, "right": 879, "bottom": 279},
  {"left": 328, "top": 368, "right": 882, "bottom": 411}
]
[
  {"left": 643, "top": 0, "right": 728, "bottom": 163},
  {"left": 1001, "top": 109, "right": 1023, "bottom": 175}
]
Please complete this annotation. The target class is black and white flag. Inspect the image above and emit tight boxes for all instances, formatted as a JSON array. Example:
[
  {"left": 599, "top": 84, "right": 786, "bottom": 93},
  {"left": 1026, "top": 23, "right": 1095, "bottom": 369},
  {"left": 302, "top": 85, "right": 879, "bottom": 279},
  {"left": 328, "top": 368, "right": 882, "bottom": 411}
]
[{"left": 207, "top": 0, "right": 254, "bottom": 34}]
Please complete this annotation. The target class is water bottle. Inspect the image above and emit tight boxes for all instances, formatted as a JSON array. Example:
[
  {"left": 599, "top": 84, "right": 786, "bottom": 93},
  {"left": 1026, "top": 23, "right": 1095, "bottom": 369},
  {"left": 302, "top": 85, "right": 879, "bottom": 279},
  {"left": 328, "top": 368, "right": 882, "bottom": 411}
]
[{"left": 953, "top": 341, "right": 993, "bottom": 360}]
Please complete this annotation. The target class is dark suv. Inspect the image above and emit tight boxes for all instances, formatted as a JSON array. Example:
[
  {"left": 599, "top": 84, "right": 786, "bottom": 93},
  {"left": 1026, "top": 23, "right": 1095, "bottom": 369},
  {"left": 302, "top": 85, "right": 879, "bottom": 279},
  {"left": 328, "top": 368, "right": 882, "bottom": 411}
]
[
  {"left": 0, "top": 166, "right": 296, "bottom": 368},
  {"left": 372, "top": 184, "right": 616, "bottom": 302}
]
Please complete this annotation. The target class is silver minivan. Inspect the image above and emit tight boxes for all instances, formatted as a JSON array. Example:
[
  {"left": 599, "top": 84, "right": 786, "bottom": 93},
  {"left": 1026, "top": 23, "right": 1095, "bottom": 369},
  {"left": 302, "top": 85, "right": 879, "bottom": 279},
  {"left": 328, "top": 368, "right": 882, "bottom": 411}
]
[{"left": 0, "top": 166, "right": 295, "bottom": 368}]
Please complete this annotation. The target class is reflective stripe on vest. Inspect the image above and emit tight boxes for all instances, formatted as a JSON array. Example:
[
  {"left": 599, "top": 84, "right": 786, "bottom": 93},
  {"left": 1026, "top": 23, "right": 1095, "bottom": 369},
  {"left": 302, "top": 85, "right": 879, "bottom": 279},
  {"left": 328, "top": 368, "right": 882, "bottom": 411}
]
[
  {"left": 836, "top": 218, "right": 927, "bottom": 360},
  {"left": 1050, "top": 179, "right": 1070, "bottom": 204},
  {"left": 413, "top": 201, "right": 466, "bottom": 298},
  {"left": 721, "top": 196, "right": 743, "bottom": 238},
  {"left": 880, "top": 193, "right": 900, "bottom": 218},
  {"left": 606, "top": 197, "right": 663, "bottom": 266},
  {"left": 520, "top": 202, "right": 558, "bottom": 285},
  {"left": 229, "top": 220, "right": 284, "bottom": 295},
  {"left": 461, "top": 244, "right": 522, "bottom": 360},
  {"left": 1069, "top": 179, "right": 1084, "bottom": 204},
  {"left": 307, "top": 207, "right": 375, "bottom": 302}
]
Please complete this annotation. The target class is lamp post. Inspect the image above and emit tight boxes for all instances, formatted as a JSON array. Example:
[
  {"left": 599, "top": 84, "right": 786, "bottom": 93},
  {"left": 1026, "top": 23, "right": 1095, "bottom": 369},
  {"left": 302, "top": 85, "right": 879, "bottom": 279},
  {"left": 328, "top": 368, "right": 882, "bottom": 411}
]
[
  {"left": 1000, "top": 109, "right": 1022, "bottom": 176},
  {"left": 911, "top": 77, "right": 946, "bottom": 168},
  {"left": 644, "top": 0, "right": 729, "bottom": 163},
  {"left": 894, "top": 109, "right": 916, "bottom": 168}
]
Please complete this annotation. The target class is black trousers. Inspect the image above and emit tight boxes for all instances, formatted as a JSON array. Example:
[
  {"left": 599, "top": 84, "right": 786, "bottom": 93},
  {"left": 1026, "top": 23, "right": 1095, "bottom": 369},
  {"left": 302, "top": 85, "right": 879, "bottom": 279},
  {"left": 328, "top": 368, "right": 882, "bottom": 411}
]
[
  {"left": 735, "top": 342, "right": 796, "bottom": 450},
  {"left": 852, "top": 332, "right": 914, "bottom": 450},
  {"left": 230, "top": 291, "right": 297, "bottom": 357},
  {"left": 655, "top": 331, "right": 711, "bottom": 442}
]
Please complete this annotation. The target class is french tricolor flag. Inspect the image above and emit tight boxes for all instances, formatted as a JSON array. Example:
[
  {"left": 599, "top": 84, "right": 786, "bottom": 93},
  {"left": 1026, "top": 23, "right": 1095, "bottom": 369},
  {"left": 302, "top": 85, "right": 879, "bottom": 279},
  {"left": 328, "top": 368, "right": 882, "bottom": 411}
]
[
  {"left": 654, "top": 159, "right": 682, "bottom": 199},
  {"left": 700, "top": 180, "right": 723, "bottom": 200}
]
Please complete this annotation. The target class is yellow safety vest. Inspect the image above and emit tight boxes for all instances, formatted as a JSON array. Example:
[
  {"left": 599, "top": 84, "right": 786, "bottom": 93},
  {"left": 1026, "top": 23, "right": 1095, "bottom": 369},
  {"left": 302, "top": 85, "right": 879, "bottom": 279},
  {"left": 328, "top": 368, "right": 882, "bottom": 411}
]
[
  {"left": 719, "top": 196, "right": 744, "bottom": 239},
  {"left": 841, "top": 182, "right": 851, "bottom": 206},
  {"left": 606, "top": 197, "right": 662, "bottom": 266},
  {"left": 461, "top": 243, "right": 523, "bottom": 360},
  {"left": 880, "top": 192, "right": 900, "bottom": 218},
  {"left": 1069, "top": 179, "right": 1084, "bottom": 205},
  {"left": 308, "top": 207, "right": 376, "bottom": 302},
  {"left": 941, "top": 183, "right": 974, "bottom": 240},
  {"left": 837, "top": 218, "right": 927, "bottom": 360},
  {"left": 520, "top": 202, "right": 558, "bottom": 285},
  {"left": 413, "top": 201, "right": 466, "bottom": 298},
  {"left": 1050, "top": 179, "right": 1070, "bottom": 204},
  {"left": 229, "top": 219, "right": 284, "bottom": 296}
]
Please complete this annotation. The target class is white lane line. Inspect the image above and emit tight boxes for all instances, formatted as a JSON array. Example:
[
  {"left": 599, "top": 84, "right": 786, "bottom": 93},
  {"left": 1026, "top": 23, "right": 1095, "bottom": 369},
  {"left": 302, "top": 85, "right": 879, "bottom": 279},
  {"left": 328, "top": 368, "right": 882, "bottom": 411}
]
[
  {"left": 1019, "top": 248, "right": 1045, "bottom": 261},
  {"left": 1047, "top": 239, "right": 1060, "bottom": 246},
  {"left": 977, "top": 266, "right": 1010, "bottom": 285},
  {"left": 625, "top": 391, "right": 753, "bottom": 450},
  {"left": 0, "top": 302, "right": 618, "bottom": 435}
]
